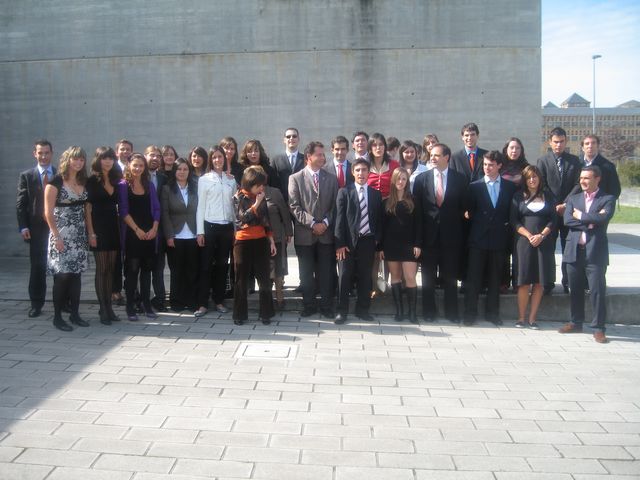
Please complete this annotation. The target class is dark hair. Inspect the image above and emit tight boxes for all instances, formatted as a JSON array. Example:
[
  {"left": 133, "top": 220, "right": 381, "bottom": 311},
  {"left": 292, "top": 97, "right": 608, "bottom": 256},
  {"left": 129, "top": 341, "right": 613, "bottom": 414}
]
[
  {"left": 116, "top": 139, "right": 133, "bottom": 150},
  {"left": 219, "top": 136, "right": 239, "bottom": 164},
  {"left": 188, "top": 146, "right": 208, "bottom": 175},
  {"left": 160, "top": 145, "right": 179, "bottom": 170},
  {"left": 399, "top": 140, "right": 419, "bottom": 171},
  {"left": 208, "top": 145, "right": 227, "bottom": 172},
  {"left": 581, "top": 134, "right": 600, "bottom": 146},
  {"left": 352, "top": 131, "right": 369, "bottom": 143},
  {"left": 582, "top": 165, "right": 602, "bottom": 177},
  {"left": 284, "top": 127, "right": 299, "bottom": 137},
  {"left": 501, "top": 137, "right": 528, "bottom": 164},
  {"left": 368, "top": 133, "right": 390, "bottom": 165},
  {"left": 431, "top": 143, "right": 451, "bottom": 158},
  {"left": 351, "top": 157, "right": 370, "bottom": 171},
  {"left": 124, "top": 153, "right": 150, "bottom": 191},
  {"left": 239, "top": 139, "right": 270, "bottom": 169},
  {"left": 483, "top": 150, "right": 504, "bottom": 166},
  {"left": 34, "top": 139, "right": 52, "bottom": 151},
  {"left": 331, "top": 135, "right": 349, "bottom": 149},
  {"left": 304, "top": 141, "right": 324, "bottom": 159},
  {"left": 169, "top": 157, "right": 196, "bottom": 195},
  {"left": 549, "top": 127, "right": 567, "bottom": 139},
  {"left": 461, "top": 123, "right": 479, "bottom": 135},
  {"left": 91, "top": 146, "right": 122, "bottom": 186},
  {"left": 241, "top": 165, "right": 268, "bottom": 191},
  {"left": 521, "top": 165, "right": 545, "bottom": 201},
  {"left": 387, "top": 136, "right": 400, "bottom": 151}
]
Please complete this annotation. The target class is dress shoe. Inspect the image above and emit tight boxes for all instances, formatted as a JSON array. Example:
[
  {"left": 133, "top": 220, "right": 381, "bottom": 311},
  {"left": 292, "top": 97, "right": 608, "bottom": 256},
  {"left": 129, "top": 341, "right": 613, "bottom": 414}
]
[
  {"left": 194, "top": 308, "right": 208, "bottom": 318},
  {"left": 53, "top": 317, "right": 73, "bottom": 332},
  {"left": 529, "top": 322, "right": 540, "bottom": 330},
  {"left": 320, "top": 308, "right": 334, "bottom": 319},
  {"left": 356, "top": 312, "right": 374, "bottom": 321},
  {"left": 558, "top": 322, "right": 582, "bottom": 334},
  {"left": 543, "top": 286, "right": 554, "bottom": 296},
  {"left": 151, "top": 298, "right": 167, "bottom": 312},
  {"left": 215, "top": 304, "right": 229, "bottom": 314},
  {"left": 515, "top": 321, "right": 525, "bottom": 328},
  {"left": 127, "top": 313, "right": 139, "bottom": 322},
  {"left": 260, "top": 318, "right": 271, "bottom": 325},
  {"left": 447, "top": 317, "right": 460, "bottom": 324},
  {"left": 300, "top": 307, "right": 317, "bottom": 318},
  {"left": 69, "top": 314, "right": 89, "bottom": 327},
  {"left": 28, "top": 307, "right": 42, "bottom": 318},
  {"left": 334, "top": 313, "right": 346, "bottom": 325},
  {"left": 144, "top": 309, "right": 158, "bottom": 319},
  {"left": 99, "top": 310, "right": 112, "bottom": 326},
  {"left": 463, "top": 318, "right": 476, "bottom": 326},
  {"left": 107, "top": 307, "right": 121, "bottom": 322},
  {"left": 233, "top": 319, "right": 244, "bottom": 326},
  {"left": 594, "top": 331, "right": 608, "bottom": 343},
  {"left": 563, "top": 285, "right": 570, "bottom": 294},
  {"left": 489, "top": 318, "right": 503, "bottom": 326},
  {"left": 275, "top": 300, "right": 286, "bottom": 311},
  {"left": 423, "top": 316, "right": 435, "bottom": 323}
]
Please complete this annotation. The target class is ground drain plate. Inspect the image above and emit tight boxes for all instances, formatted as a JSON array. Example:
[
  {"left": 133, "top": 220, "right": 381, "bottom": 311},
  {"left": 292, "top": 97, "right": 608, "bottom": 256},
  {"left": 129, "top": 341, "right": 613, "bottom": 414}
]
[{"left": 235, "top": 343, "right": 298, "bottom": 359}]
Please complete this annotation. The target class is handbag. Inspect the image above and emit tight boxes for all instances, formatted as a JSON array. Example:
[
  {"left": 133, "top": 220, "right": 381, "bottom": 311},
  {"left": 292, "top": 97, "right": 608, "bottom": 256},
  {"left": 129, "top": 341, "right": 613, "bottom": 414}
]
[{"left": 376, "top": 261, "right": 389, "bottom": 293}]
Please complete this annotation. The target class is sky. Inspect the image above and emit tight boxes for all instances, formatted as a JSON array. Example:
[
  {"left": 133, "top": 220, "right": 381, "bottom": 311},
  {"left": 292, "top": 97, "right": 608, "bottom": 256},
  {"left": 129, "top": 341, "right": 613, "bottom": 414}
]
[{"left": 541, "top": 0, "right": 640, "bottom": 107}]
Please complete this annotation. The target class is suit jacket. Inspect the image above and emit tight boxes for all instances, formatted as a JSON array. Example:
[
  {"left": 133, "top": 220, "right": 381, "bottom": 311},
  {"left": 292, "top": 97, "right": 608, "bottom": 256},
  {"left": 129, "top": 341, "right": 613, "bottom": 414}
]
[
  {"left": 466, "top": 177, "right": 517, "bottom": 251},
  {"left": 563, "top": 190, "right": 615, "bottom": 266},
  {"left": 160, "top": 182, "right": 198, "bottom": 240},
  {"left": 413, "top": 168, "right": 467, "bottom": 249},
  {"left": 323, "top": 159, "right": 355, "bottom": 187},
  {"left": 570, "top": 154, "right": 621, "bottom": 200},
  {"left": 271, "top": 152, "right": 305, "bottom": 202},
  {"left": 265, "top": 185, "right": 293, "bottom": 243},
  {"left": 536, "top": 151, "right": 580, "bottom": 204},
  {"left": 334, "top": 183, "right": 383, "bottom": 251},
  {"left": 288, "top": 168, "right": 338, "bottom": 245},
  {"left": 449, "top": 147, "right": 488, "bottom": 184},
  {"left": 16, "top": 165, "right": 57, "bottom": 239}
]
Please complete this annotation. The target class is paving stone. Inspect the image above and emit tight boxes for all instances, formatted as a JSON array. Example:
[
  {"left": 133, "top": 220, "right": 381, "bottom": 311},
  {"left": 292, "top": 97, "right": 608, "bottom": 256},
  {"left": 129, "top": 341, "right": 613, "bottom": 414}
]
[
  {"left": 453, "top": 455, "right": 532, "bottom": 472},
  {"left": 302, "top": 449, "right": 376, "bottom": 466},
  {"left": 93, "top": 453, "right": 175, "bottom": 473},
  {"left": 46, "top": 467, "right": 133, "bottom": 480},
  {"left": 599, "top": 459, "right": 640, "bottom": 475},
  {"left": 527, "top": 457, "right": 608, "bottom": 474},
  {"left": 1, "top": 432, "right": 78, "bottom": 450},
  {"left": 336, "top": 466, "right": 414, "bottom": 480},
  {"left": 252, "top": 462, "right": 333, "bottom": 480},
  {"left": 0, "top": 462, "right": 53, "bottom": 479},
  {"left": 14, "top": 447, "right": 98, "bottom": 467},
  {"left": 270, "top": 434, "right": 341, "bottom": 451}
]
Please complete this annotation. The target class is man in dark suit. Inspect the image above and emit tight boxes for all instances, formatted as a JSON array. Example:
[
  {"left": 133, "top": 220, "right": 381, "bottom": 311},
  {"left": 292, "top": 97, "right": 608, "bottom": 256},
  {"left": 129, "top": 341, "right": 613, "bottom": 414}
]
[
  {"left": 464, "top": 151, "right": 517, "bottom": 326},
  {"left": 323, "top": 135, "right": 355, "bottom": 188},
  {"left": 413, "top": 143, "right": 467, "bottom": 323},
  {"left": 536, "top": 127, "right": 581, "bottom": 294},
  {"left": 559, "top": 166, "right": 615, "bottom": 344},
  {"left": 271, "top": 127, "right": 305, "bottom": 203},
  {"left": 289, "top": 141, "right": 338, "bottom": 318},
  {"left": 449, "top": 123, "right": 488, "bottom": 184},
  {"left": 115, "top": 139, "right": 133, "bottom": 173},
  {"left": 16, "top": 139, "right": 56, "bottom": 318},
  {"left": 145, "top": 146, "right": 168, "bottom": 312},
  {"left": 112, "top": 138, "right": 133, "bottom": 305},
  {"left": 334, "top": 158, "right": 383, "bottom": 324},
  {"left": 574, "top": 134, "right": 621, "bottom": 199},
  {"left": 347, "top": 131, "right": 369, "bottom": 162}
]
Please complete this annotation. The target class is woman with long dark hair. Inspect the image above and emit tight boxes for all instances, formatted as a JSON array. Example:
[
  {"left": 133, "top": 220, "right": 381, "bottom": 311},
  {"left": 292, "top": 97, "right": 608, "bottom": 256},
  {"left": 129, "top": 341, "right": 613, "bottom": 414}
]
[
  {"left": 188, "top": 146, "right": 208, "bottom": 178},
  {"left": 510, "top": 165, "right": 556, "bottom": 329},
  {"left": 220, "top": 136, "right": 244, "bottom": 185},
  {"left": 239, "top": 139, "right": 280, "bottom": 190},
  {"left": 44, "top": 146, "right": 89, "bottom": 331},
  {"left": 161, "top": 158, "right": 199, "bottom": 311},
  {"left": 160, "top": 145, "right": 178, "bottom": 181},
  {"left": 86, "top": 146, "right": 122, "bottom": 325},
  {"left": 118, "top": 153, "right": 161, "bottom": 321},
  {"left": 399, "top": 140, "right": 427, "bottom": 192}
]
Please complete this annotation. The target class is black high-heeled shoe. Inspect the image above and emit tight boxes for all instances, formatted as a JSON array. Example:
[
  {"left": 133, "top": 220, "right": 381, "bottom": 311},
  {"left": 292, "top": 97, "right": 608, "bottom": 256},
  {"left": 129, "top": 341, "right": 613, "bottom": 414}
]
[{"left": 69, "top": 313, "right": 89, "bottom": 327}]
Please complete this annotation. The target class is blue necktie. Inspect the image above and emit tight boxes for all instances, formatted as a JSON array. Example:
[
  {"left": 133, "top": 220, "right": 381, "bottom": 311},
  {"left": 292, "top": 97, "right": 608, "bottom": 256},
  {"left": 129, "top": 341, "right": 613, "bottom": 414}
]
[{"left": 490, "top": 182, "right": 497, "bottom": 207}]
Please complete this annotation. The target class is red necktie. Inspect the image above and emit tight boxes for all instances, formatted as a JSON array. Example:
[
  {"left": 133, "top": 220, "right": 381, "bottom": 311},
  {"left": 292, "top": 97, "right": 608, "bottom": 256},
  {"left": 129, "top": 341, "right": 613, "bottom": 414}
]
[
  {"left": 469, "top": 152, "right": 476, "bottom": 172},
  {"left": 337, "top": 164, "right": 345, "bottom": 188}
]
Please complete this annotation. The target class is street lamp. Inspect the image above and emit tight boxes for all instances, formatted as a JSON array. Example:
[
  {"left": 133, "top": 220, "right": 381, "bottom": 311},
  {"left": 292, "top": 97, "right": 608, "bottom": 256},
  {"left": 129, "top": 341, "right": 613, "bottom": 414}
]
[{"left": 592, "top": 54, "right": 602, "bottom": 134}]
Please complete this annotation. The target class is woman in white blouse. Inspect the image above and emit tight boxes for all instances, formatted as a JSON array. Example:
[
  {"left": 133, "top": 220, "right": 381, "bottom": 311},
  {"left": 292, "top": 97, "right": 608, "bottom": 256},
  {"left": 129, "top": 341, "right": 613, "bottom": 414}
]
[{"left": 195, "top": 146, "right": 238, "bottom": 317}]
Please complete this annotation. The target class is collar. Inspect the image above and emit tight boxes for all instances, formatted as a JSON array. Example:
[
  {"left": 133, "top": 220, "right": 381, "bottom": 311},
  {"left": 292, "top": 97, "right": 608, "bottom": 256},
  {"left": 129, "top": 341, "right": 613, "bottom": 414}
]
[
  {"left": 288, "top": 150, "right": 299, "bottom": 158},
  {"left": 584, "top": 188, "right": 599, "bottom": 201},
  {"left": 465, "top": 148, "right": 477, "bottom": 156},
  {"left": 435, "top": 167, "right": 448, "bottom": 176},
  {"left": 356, "top": 182, "right": 368, "bottom": 192},
  {"left": 584, "top": 155, "right": 596, "bottom": 165},
  {"left": 484, "top": 175, "right": 500, "bottom": 184},
  {"left": 37, "top": 164, "right": 52, "bottom": 175},
  {"left": 305, "top": 165, "right": 320, "bottom": 176}
]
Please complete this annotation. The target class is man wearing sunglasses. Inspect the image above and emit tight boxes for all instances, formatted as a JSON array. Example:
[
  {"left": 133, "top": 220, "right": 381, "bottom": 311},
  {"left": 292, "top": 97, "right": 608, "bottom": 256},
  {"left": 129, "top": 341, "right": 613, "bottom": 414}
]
[{"left": 271, "top": 127, "right": 305, "bottom": 203}]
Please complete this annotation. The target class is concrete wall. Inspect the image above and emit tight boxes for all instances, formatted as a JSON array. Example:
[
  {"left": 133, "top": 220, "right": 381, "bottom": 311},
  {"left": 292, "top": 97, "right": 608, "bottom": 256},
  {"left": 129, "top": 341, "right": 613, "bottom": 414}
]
[{"left": 0, "top": 0, "right": 541, "bottom": 255}]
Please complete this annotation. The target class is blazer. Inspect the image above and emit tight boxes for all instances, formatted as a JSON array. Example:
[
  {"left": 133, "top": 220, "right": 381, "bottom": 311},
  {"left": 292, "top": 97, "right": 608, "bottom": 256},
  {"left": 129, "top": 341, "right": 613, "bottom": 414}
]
[
  {"left": 160, "top": 182, "right": 198, "bottom": 240},
  {"left": 265, "top": 186, "right": 293, "bottom": 243},
  {"left": 570, "top": 154, "right": 621, "bottom": 200},
  {"left": 323, "top": 159, "right": 355, "bottom": 187},
  {"left": 465, "top": 177, "right": 517, "bottom": 251},
  {"left": 16, "top": 165, "right": 57, "bottom": 237},
  {"left": 334, "top": 183, "right": 383, "bottom": 251},
  {"left": 536, "top": 151, "right": 580, "bottom": 204},
  {"left": 449, "top": 147, "right": 488, "bottom": 184},
  {"left": 117, "top": 180, "right": 161, "bottom": 252},
  {"left": 413, "top": 168, "right": 467, "bottom": 249},
  {"left": 271, "top": 152, "right": 305, "bottom": 201},
  {"left": 288, "top": 168, "right": 338, "bottom": 246},
  {"left": 563, "top": 190, "right": 615, "bottom": 266}
]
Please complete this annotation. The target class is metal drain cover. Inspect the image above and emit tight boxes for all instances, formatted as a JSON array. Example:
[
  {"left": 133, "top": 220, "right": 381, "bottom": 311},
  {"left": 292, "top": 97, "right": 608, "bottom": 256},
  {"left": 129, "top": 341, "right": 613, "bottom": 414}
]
[{"left": 235, "top": 343, "right": 298, "bottom": 359}]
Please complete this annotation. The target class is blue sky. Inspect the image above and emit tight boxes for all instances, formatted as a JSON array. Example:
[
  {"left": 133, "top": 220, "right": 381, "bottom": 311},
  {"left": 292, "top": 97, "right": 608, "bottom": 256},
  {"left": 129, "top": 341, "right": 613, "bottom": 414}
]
[{"left": 541, "top": 0, "right": 640, "bottom": 107}]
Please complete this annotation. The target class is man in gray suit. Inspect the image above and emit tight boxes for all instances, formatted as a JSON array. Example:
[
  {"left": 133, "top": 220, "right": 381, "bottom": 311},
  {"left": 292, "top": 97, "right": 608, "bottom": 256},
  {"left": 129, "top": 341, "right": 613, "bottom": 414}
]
[
  {"left": 271, "top": 127, "right": 305, "bottom": 203},
  {"left": 289, "top": 141, "right": 338, "bottom": 318}
]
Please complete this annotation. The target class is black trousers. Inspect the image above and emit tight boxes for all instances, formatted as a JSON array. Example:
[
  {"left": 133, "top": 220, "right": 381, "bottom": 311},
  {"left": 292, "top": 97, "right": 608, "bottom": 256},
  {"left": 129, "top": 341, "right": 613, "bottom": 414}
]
[
  {"left": 549, "top": 224, "right": 570, "bottom": 287},
  {"left": 421, "top": 246, "right": 459, "bottom": 320},
  {"left": 337, "top": 236, "right": 375, "bottom": 315},
  {"left": 152, "top": 238, "right": 166, "bottom": 304},
  {"left": 464, "top": 247, "right": 505, "bottom": 321},
  {"left": 567, "top": 246, "right": 607, "bottom": 332},
  {"left": 233, "top": 237, "right": 274, "bottom": 321},
  {"left": 296, "top": 242, "right": 335, "bottom": 311},
  {"left": 198, "top": 222, "right": 234, "bottom": 307},
  {"left": 28, "top": 232, "right": 48, "bottom": 309},
  {"left": 167, "top": 238, "right": 198, "bottom": 309},
  {"left": 125, "top": 255, "right": 155, "bottom": 314}
]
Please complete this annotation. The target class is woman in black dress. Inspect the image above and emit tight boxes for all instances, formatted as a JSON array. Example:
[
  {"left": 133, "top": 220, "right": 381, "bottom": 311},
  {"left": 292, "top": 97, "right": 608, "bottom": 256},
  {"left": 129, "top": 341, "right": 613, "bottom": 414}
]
[
  {"left": 86, "top": 147, "right": 122, "bottom": 325},
  {"left": 220, "top": 136, "right": 244, "bottom": 186},
  {"left": 510, "top": 165, "right": 556, "bottom": 329},
  {"left": 381, "top": 168, "right": 422, "bottom": 322},
  {"left": 117, "top": 153, "right": 161, "bottom": 321}
]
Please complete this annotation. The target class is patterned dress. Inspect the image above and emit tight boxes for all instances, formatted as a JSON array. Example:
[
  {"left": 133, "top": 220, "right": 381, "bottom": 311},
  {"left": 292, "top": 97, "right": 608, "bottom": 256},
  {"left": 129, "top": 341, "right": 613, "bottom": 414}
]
[{"left": 47, "top": 175, "right": 88, "bottom": 274}]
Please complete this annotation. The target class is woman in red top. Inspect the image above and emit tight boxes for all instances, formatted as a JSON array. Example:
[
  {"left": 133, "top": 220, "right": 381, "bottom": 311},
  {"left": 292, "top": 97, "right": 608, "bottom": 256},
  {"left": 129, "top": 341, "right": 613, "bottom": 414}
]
[
  {"left": 367, "top": 133, "right": 399, "bottom": 199},
  {"left": 232, "top": 166, "right": 277, "bottom": 326}
]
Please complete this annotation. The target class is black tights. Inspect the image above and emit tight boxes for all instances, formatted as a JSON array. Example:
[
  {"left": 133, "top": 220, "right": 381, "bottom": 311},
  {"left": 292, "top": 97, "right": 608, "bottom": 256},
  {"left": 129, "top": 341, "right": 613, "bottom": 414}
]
[
  {"left": 94, "top": 251, "right": 117, "bottom": 312},
  {"left": 53, "top": 273, "right": 81, "bottom": 317},
  {"left": 125, "top": 256, "right": 154, "bottom": 314}
]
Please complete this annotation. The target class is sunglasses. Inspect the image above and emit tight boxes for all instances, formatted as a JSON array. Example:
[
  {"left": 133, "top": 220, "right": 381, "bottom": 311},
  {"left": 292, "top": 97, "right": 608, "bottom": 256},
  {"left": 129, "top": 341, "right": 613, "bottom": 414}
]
[{"left": 285, "top": 134, "right": 298, "bottom": 139}]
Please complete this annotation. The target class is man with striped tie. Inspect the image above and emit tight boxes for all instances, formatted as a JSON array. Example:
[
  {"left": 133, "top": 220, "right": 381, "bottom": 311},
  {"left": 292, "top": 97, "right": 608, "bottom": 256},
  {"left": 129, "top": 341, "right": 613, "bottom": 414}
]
[{"left": 334, "top": 158, "right": 383, "bottom": 324}]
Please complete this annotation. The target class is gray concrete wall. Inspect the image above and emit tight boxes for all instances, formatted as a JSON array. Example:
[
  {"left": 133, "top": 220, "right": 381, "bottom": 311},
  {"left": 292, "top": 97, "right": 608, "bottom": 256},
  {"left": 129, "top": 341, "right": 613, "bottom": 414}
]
[{"left": 1, "top": 0, "right": 540, "bottom": 256}]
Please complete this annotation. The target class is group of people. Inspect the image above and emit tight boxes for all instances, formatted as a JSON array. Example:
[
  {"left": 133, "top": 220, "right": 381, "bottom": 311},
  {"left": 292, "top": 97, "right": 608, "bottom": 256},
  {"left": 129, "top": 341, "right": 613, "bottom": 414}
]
[{"left": 16, "top": 123, "right": 620, "bottom": 343}]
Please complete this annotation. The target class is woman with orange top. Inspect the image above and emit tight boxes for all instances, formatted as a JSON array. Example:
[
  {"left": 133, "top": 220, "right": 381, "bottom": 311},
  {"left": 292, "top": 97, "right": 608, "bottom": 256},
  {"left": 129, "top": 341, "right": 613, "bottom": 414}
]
[{"left": 232, "top": 166, "right": 277, "bottom": 326}]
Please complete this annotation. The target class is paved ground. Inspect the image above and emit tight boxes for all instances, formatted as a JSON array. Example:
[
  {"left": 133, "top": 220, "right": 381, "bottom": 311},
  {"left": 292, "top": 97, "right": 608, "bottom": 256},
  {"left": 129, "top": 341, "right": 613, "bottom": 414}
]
[{"left": 1, "top": 226, "right": 639, "bottom": 479}]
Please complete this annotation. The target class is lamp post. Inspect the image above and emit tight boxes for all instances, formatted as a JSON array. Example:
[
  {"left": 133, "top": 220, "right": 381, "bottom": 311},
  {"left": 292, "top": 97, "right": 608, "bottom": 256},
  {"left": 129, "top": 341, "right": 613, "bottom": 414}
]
[{"left": 592, "top": 54, "right": 602, "bottom": 134}]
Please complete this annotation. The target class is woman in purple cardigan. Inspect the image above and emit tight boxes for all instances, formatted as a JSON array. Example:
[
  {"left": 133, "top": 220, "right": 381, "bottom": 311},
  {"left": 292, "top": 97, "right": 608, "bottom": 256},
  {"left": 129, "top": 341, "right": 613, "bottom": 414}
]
[{"left": 117, "top": 153, "right": 161, "bottom": 321}]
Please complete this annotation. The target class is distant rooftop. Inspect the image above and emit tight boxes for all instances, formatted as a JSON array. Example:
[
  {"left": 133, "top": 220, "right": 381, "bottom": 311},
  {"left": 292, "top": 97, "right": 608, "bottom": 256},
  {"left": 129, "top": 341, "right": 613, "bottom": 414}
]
[
  {"left": 542, "top": 95, "right": 640, "bottom": 115},
  {"left": 543, "top": 101, "right": 557, "bottom": 108},
  {"left": 561, "top": 93, "right": 590, "bottom": 108},
  {"left": 618, "top": 100, "right": 640, "bottom": 108}
]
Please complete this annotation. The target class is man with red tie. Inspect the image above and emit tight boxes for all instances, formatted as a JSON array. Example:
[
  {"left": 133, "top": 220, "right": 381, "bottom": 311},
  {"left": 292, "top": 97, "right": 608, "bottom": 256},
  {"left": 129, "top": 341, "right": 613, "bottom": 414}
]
[
  {"left": 449, "top": 123, "right": 488, "bottom": 184},
  {"left": 323, "top": 136, "right": 355, "bottom": 188}
]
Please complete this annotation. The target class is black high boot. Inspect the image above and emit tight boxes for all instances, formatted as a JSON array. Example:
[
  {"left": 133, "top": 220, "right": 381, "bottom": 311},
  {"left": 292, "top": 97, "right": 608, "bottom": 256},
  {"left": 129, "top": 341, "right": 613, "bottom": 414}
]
[
  {"left": 391, "top": 283, "right": 404, "bottom": 322},
  {"left": 406, "top": 287, "right": 418, "bottom": 324}
]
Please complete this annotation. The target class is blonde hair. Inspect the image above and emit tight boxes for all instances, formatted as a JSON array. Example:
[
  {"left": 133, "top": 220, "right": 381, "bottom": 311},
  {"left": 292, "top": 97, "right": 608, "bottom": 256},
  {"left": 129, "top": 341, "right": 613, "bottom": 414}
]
[
  {"left": 58, "top": 146, "right": 87, "bottom": 185},
  {"left": 385, "top": 168, "right": 414, "bottom": 215}
]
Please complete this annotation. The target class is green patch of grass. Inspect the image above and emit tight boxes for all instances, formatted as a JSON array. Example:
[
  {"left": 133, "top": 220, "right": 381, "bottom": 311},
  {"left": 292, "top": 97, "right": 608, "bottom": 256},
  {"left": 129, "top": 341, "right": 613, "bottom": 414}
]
[{"left": 611, "top": 204, "right": 640, "bottom": 223}]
